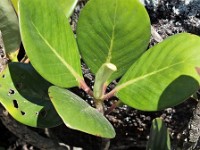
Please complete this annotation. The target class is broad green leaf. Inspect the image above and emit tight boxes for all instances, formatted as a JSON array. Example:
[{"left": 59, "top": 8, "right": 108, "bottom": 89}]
[
  {"left": 10, "top": 0, "right": 78, "bottom": 17},
  {"left": 11, "top": 0, "right": 18, "bottom": 13},
  {"left": 77, "top": 0, "right": 150, "bottom": 82},
  {"left": 0, "top": 63, "right": 62, "bottom": 128},
  {"left": 116, "top": 33, "right": 200, "bottom": 111},
  {"left": 0, "top": 0, "right": 21, "bottom": 54},
  {"left": 58, "top": 0, "right": 78, "bottom": 18},
  {"left": 19, "top": 0, "right": 83, "bottom": 88},
  {"left": 49, "top": 86, "right": 116, "bottom": 138},
  {"left": 146, "top": 118, "right": 171, "bottom": 150}
]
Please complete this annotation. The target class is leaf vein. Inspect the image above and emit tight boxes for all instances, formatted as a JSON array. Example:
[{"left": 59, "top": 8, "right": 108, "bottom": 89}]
[
  {"left": 31, "top": 22, "right": 81, "bottom": 81},
  {"left": 106, "top": 0, "right": 118, "bottom": 63},
  {"left": 116, "top": 61, "right": 185, "bottom": 91}
]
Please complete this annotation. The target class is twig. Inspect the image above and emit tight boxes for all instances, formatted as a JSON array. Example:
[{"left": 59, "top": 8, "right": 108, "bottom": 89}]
[
  {"left": 0, "top": 30, "right": 5, "bottom": 56},
  {"left": 151, "top": 26, "right": 163, "bottom": 43},
  {"left": 0, "top": 31, "right": 8, "bottom": 73},
  {"left": 182, "top": 100, "right": 200, "bottom": 150},
  {"left": 20, "top": 54, "right": 30, "bottom": 63},
  {"left": 0, "top": 105, "right": 67, "bottom": 150}
]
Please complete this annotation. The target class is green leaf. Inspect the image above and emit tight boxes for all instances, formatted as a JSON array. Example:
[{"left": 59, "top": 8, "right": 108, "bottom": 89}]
[
  {"left": 0, "top": 0, "right": 21, "bottom": 54},
  {"left": 0, "top": 63, "right": 62, "bottom": 128},
  {"left": 116, "top": 33, "right": 200, "bottom": 111},
  {"left": 77, "top": 0, "right": 150, "bottom": 82},
  {"left": 19, "top": 0, "right": 83, "bottom": 88},
  {"left": 58, "top": 0, "right": 78, "bottom": 18},
  {"left": 11, "top": 0, "right": 18, "bottom": 13},
  {"left": 49, "top": 86, "right": 116, "bottom": 138},
  {"left": 146, "top": 118, "right": 171, "bottom": 150},
  {"left": 10, "top": 0, "right": 78, "bottom": 17}
]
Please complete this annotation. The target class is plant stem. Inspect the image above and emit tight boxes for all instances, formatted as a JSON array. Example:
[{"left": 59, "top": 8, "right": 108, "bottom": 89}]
[
  {"left": 93, "top": 63, "right": 117, "bottom": 100},
  {"left": 105, "top": 100, "right": 121, "bottom": 115},
  {"left": 101, "top": 88, "right": 117, "bottom": 101},
  {"left": 95, "top": 99, "right": 105, "bottom": 114},
  {"left": 79, "top": 79, "right": 93, "bottom": 97},
  {"left": 20, "top": 54, "right": 30, "bottom": 63}
]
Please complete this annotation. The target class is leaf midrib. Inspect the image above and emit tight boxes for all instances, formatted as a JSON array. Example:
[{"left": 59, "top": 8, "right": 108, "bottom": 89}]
[
  {"left": 116, "top": 61, "right": 185, "bottom": 92},
  {"left": 31, "top": 21, "right": 82, "bottom": 81},
  {"left": 106, "top": 0, "right": 118, "bottom": 63}
]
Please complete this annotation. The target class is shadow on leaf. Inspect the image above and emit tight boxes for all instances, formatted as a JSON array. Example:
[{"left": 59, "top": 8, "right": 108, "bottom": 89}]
[{"left": 0, "top": 62, "right": 61, "bottom": 128}]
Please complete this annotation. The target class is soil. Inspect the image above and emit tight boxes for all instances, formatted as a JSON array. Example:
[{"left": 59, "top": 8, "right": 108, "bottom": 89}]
[{"left": 1, "top": 0, "right": 200, "bottom": 150}]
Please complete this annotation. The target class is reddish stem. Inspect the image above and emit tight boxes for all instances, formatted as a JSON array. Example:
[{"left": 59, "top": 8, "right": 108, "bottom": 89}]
[
  {"left": 102, "top": 83, "right": 107, "bottom": 95},
  {"left": 101, "top": 88, "right": 117, "bottom": 101},
  {"left": 105, "top": 100, "right": 121, "bottom": 115},
  {"left": 79, "top": 79, "right": 93, "bottom": 97}
]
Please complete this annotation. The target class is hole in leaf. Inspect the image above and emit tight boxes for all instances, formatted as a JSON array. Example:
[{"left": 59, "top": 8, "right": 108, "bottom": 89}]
[
  {"left": 40, "top": 109, "right": 47, "bottom": 118},
  {"left": 21, "top": 111, "right": 26, "bottom": 115},
  {"left": 2, "top": 74, "right": 5, "bottom": 78},
  {"left": 8, "top": 89, "right": 15, "bottom": 95},
  {"left": 17, "top": 43, "right": 26, "bottom": 61},
  {"left": 13, "top": 100, "right": 18, "bottom": 109},
  {"left": 36, "top": 112, "right": 39, "bottom": 116}
]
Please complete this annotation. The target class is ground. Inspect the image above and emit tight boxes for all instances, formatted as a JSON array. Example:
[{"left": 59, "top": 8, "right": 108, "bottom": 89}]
[{"left": 1, "top": 0, "right": 200, "bottom": 149}]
